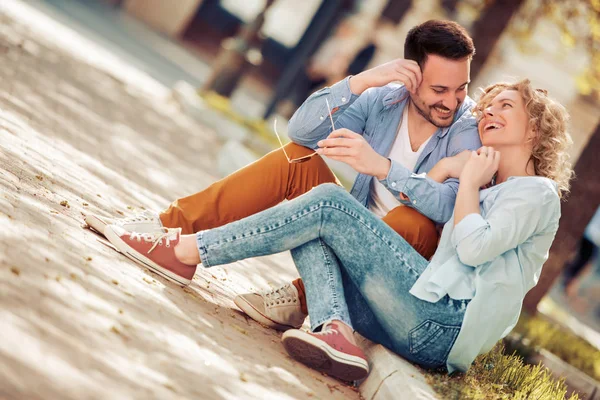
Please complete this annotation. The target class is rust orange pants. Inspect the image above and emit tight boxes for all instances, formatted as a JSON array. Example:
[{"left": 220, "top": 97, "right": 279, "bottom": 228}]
[{"left": 160, "top": 143, "right": 439, "bottom": 260}]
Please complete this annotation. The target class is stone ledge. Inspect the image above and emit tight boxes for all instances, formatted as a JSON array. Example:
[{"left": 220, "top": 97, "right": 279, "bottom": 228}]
[{"left": 357, "top": 336, "right": 439, "bottom": 400}]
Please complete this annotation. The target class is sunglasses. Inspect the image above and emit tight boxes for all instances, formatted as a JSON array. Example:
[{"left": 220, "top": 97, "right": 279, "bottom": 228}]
[{"left": 273, "top": 98, "right": 336, "bottom": 163}]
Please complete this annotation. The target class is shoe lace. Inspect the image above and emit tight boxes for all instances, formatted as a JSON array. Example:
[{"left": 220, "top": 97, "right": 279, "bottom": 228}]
[
  {"left": 263, "top": 284, "right": 297, "bottom": 306},
  {"left": 129, "top": 227, "right": 179, "bottom": 254},
  {"left": 318, "top": 321, "right": 339, "bottom": 336},
  {"left": 119, "top": 211, "right": 157, "bottom": 225}
]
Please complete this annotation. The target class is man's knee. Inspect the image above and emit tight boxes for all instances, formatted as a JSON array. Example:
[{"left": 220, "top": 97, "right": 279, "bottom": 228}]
[{"left": 382, "top": 206, "right": 438, "bottom": 259}]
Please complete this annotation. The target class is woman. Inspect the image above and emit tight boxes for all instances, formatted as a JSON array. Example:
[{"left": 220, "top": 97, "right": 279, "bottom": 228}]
[{"left": 104, "top": 79, "right": 572, "bottom": 380}]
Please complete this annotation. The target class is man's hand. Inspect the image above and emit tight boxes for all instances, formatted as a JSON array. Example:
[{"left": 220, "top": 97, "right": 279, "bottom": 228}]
[
  {"left": 349, "top": 59, "right": 422, "bottom": 95},
  {"left": 317, "top": 129, "right": 391, "bottom": 179},
  {"left": 427, "top": 151, "right": 472, "bottom": 183}
]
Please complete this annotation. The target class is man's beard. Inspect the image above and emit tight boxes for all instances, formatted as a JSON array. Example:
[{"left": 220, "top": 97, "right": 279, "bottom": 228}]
[{"left": 410, "top": 97, "right": 461, "bottom": 128}]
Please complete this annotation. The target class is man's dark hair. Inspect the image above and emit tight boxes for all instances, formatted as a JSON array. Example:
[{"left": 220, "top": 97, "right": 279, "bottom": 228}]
[{"left": 404, "top": 20, "right": 475, "bottom": 68}]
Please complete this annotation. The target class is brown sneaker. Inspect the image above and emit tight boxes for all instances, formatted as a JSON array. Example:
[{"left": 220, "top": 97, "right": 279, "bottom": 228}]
[
  {"left": 282, "top": 322, "right": 369, "bottom": 381},
  {"left": 105, "top": 225, "right": 196, "bottom": 286},
  {"left": 233, "top": 283, "right": 307, "bottom": 330}
]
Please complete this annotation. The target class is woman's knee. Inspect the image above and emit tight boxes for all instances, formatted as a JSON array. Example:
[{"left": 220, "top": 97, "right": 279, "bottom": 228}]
[{"left": 309, "top": 182, "right": 347, "bottom": 199}]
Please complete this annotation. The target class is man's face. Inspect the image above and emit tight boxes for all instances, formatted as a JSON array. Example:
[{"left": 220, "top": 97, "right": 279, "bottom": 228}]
[{"left": 410, "top": 54, "right": 471, "bottom": 128}]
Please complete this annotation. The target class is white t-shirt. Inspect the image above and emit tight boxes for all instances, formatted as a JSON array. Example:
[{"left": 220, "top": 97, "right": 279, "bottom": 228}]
[{"left": 369, "top": 106, "right": 431, "bottom": 218}]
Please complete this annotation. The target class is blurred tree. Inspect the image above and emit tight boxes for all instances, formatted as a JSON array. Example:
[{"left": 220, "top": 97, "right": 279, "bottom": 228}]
[
  {"left": 469, "top": 0, "right": 524, "bottom": 81},
  {"left": 509, "top": 0, "right": 600, "bottom": 102},
  {"left": 441, "top": 0, "right": 460, "bottom": 14},
  {"left": 381, "top": 0, "right": 412, "bottom": 24},
  {"left": 509, "top": 0, "right": 600, "bottom": 313},
  {"left": 524, "top": 125, "right": 600, "bottom": 313}
]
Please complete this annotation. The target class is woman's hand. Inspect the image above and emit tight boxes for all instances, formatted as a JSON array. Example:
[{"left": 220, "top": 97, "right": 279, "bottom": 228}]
[{"left": 459, "top": 147, "right": 501, "bottom": 189}]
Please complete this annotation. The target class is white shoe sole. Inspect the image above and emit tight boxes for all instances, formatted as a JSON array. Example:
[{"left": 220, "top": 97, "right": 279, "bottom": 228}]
[
  {"left": 233, "top": 295, "right": 299, "bottom": 331},
  {"left": 282, "top": 329, "right": 369, "bottom": 382},
  {"left": 104, "top": 225, "right": 191, "bottom": 286},
  {"left": 84, "top": 214, "right": 109, "bottom": 236}
]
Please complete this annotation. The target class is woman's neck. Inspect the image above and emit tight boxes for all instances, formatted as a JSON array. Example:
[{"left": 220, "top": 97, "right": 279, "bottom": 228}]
[{"left": 495, "top": 146, "right": 536, "bottom": 184}]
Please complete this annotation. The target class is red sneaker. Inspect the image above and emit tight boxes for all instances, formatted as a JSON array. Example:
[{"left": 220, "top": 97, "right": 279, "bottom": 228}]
[
  {"left": 282, "top": 322, "right": 369, "bottom": 381},
  {"left": 105, "top": 225, "right": 196, "bottom": 286}
]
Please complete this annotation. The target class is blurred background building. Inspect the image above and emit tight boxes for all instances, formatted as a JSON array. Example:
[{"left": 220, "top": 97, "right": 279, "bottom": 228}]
[{"left": 38, "top": 0, "right": 599, "bottom": 322}]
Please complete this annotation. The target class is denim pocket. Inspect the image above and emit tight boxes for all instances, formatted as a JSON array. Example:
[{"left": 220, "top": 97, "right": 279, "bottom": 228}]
[{"left": 409, "top": 320, "right": 461, "bottom": 367}]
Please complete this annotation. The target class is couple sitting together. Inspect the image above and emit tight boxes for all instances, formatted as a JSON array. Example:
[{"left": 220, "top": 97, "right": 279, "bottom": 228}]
[{"left": 85, "top": 20, "right": 573, "bottom": 381}]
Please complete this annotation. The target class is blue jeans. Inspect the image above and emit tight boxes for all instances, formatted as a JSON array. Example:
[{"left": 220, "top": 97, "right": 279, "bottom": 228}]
[{"left": 196, "top": 184, "right": 469, "bottom": 369}]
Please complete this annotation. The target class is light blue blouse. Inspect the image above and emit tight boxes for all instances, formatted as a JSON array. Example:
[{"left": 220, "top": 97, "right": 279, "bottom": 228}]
[{"left": 409, "top": 176, "right": 561, "bottom": 373}]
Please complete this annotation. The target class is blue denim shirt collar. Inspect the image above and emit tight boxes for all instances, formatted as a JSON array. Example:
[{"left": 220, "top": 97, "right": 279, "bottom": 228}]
[{"left": 381, "top": 85, "right": 471, "bottom": 140}]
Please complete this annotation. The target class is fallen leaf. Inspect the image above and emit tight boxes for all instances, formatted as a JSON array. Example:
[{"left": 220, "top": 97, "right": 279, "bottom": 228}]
[
  {"left": 82, "top": 202, "right": 89, "bottom": 206},
  {"left": 163, "top": 383, "right": 176, "bottom": 392},
  {"left": 239, "top": 372, "right": 248, "bottom": 382},
  {"left": 116, "top": 210, "right": 124, "bottom": 216},
  {"left": 112, "top": 280, "right": 119, "bottom": 285},
  {"left": 110, "top": 326, "right": 128, "bottom": 341},
  {"left": 231, "top": 324, "right": 248, "bottom": 336},
  {"left": 10, "top": 267, "right": 20, "bottom": 276},
  {"left": 35, "top": 175, "right": 43, "bottom": 181},
  {"left": 59, "top": 200, "right": 70, "bottom": 208}
]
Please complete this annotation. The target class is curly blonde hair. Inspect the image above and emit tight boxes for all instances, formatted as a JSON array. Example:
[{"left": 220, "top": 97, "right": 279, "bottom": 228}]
[{"left": 474, "top": 79, "right": 573, "bottom": 198}]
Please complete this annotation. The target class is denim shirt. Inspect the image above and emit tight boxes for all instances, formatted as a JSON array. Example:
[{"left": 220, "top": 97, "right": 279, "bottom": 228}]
[
  {"left": 409, "top": 176, "right": 561, "bottom": 373},
  {"left": 288, "top": 77, "right": 481, "bottom": 223}
]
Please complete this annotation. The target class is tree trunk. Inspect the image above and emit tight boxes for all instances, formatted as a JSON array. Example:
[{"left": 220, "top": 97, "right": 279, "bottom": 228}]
[
  {"left": 523, "top": 123, "right": 600, "bottom": 313},
  {"left": 381, "top": 0, "right": 412, "bottom": 24},
  {"left": 470, "top": 0, "right": 524, "bottom": 81}
]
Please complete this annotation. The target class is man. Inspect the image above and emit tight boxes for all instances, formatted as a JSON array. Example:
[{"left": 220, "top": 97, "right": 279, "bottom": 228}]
[{"left": 86, "top": 20, "right": 480, "bottom": 330}]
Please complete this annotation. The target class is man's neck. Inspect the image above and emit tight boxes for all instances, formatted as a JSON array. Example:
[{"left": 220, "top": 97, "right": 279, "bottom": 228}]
[{"left": 405, "top": 101, "right": 438, "bottom": 151}]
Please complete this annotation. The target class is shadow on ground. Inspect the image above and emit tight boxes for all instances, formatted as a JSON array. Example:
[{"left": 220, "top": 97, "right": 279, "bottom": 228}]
[{"left": 0, "top": 5, "right": 358, "bottom": 400}]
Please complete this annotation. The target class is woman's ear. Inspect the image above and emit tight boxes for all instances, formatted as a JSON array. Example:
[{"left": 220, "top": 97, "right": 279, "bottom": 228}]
[{"left": 526, "top": 123, "right": 537, "bottom": 144}]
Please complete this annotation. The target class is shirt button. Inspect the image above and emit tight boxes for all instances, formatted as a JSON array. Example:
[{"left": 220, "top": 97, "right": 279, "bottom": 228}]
[
  {"left": 391, "top": 182, "right": 397, "bottom": 187},
  {"left": 413, "top": 200, "right": 417, "bottom": 204},
  {"left": 341, "top": 97, "right": 347, "bottom": 102},
  {"left": 320, "top": 116, "right": 324, "bottom": 120}
]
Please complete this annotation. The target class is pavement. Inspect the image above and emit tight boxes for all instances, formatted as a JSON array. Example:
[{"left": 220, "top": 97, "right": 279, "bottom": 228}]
[{"left": 0, "top": 1, "right": 363, "bottom": 399}]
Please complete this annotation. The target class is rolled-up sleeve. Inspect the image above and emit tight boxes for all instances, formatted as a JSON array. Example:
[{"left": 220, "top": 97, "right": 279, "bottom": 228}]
[
  {"left": 379, "top": 163, "right": 459, "bottom": 223},
  {"left": 451, "top": 180, "right": 558, "bottom": 267}
]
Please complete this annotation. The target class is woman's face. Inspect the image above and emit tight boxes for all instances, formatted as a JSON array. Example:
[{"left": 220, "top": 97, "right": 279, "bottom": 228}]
[{"left": 477, "top": 89, "right": 533, "bottom": 148}]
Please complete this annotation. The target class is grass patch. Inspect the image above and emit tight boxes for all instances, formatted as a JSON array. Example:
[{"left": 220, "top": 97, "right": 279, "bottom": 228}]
[
  {"left": 512, "top": 312, "right": 600, "bottom": 381},
  {"left": 427, "top": 344, "right": 579, "bottom": 400}
]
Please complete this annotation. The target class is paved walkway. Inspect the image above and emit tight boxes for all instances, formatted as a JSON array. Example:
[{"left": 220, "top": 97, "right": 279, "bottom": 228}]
[{"left": 0, "top": 1, "right": 359, "bottom": 399}]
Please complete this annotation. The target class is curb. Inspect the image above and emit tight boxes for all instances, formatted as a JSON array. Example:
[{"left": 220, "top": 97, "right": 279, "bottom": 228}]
[{"left": 357, "top": 336, "right": 439, "bottom": 400}]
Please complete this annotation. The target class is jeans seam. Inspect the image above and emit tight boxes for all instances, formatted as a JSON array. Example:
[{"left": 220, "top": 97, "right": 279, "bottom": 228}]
[
  {"left": 205, "top": 205, "right": 323, "bottom": 247},
  {"left": 321, "top": 203, "right": 422, "bottom": 276},
  {"left": 318, "top": 238, "right": 341, "bottom": 316}
]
